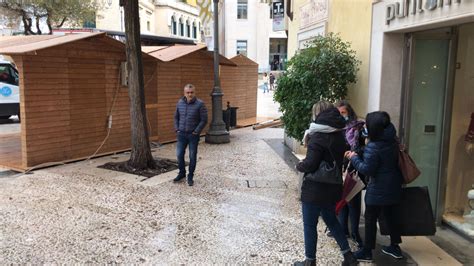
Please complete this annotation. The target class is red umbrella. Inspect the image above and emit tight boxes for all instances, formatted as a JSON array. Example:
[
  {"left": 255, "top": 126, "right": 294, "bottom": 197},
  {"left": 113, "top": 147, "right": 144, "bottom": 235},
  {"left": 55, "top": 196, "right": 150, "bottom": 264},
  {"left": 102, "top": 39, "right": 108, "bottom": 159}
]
[{"left": 336, "top": 163, "right": 365, "bottom": 215}]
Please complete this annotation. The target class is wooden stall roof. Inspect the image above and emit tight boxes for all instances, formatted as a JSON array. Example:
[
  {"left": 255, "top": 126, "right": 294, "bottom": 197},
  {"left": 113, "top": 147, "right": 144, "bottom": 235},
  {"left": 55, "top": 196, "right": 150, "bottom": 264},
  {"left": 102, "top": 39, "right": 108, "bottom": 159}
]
[
  {"left": 144, "top": 44, "right": 206, "bottom": 61},
  {"left": 0, "top": 32, "right": 158, "bottom": 61},
  {"left": 143, "top": 44, "right": 237, "bottom": 66},
  {"left": 229, "top": 54, "right": 259, "bottom": 66},
  {"left": 0, "top": 32, "right": 106, "bottom": 54}
]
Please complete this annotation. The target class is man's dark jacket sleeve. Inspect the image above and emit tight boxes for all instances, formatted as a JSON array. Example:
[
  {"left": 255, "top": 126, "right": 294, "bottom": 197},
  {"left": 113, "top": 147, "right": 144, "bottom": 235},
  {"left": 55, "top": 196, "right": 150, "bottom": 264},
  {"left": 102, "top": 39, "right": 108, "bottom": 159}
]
[
  {"left": 194, "top": 103, "right": 208, "bottom": 134},
  {"left": 174, "top": 104, "right": 180, "bottom": 132}
]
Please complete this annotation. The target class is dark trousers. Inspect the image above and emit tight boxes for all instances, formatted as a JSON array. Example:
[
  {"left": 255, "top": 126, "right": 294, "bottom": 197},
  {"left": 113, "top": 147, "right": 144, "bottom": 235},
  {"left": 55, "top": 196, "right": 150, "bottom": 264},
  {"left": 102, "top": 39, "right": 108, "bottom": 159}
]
[
  {"left": 337, "top": 192, "right": 362, "bottom": 237},
  {"left": 176, "top": 132, "right": 200, "bottom": 178},
  {"left": 302, "top": 202, "right": 350, "bottom": 259},
  {"left": 364, "top": 204, "right": 402, "bottom": 250}
]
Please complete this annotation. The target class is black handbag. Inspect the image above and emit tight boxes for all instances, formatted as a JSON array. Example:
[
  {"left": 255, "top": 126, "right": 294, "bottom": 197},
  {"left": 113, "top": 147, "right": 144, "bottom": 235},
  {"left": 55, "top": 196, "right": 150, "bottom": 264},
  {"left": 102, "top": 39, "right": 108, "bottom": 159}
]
[
  {"left": 303, "top": 137, "right": 342, "bottom": 185},
  {"left": 379, "top": 186, "right": 436, "bottom": 236}
]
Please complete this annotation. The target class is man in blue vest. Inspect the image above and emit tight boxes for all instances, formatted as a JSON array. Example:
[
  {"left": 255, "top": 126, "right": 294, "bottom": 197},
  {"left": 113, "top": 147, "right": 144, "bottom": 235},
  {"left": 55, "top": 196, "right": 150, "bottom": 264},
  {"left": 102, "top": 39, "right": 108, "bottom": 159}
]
[{"left": 173, "top": 84, "right": 208, "bottom": 186}]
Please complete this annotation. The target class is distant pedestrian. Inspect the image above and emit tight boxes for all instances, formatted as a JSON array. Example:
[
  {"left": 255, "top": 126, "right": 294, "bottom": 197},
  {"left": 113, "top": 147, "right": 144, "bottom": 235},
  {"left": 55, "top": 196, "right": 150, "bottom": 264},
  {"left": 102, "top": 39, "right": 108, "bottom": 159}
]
[
  {"left": 262, "top": 72, "right": 269, "bottom": 93},
  {"left": 273, "top": 59, "right": 279, "bottom": 70},
  {"left": 173, "top": 84, "right": 208, "bottom": 186},
  {"left": 347, "top": 111, "right": 404, "bottom": 263},
  {"left": 269, "top": 73, "right": 275, "bottom": 91},
  {"left": 294, "top": 101, "right": 358, "bottom": 266}
]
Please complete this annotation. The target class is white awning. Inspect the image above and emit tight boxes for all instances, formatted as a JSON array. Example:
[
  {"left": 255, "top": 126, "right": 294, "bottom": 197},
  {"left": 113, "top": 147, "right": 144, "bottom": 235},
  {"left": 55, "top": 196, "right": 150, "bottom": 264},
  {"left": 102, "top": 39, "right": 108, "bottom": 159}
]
[{"left": 269, "top": 31, "right": 287, "bottom": 39}]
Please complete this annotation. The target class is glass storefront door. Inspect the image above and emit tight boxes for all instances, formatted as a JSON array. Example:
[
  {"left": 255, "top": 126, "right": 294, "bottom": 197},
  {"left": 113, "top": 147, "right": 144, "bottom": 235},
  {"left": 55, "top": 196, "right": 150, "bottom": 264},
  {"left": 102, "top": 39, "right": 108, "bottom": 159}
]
[{"left": 404, "top": 31, "right": 453, "bottom": 216}]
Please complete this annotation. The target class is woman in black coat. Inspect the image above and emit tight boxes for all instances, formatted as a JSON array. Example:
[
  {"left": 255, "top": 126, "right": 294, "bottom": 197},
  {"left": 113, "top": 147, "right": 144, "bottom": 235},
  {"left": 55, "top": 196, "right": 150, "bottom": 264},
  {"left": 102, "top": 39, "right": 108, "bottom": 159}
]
[
  {"left": 294, "top": 101, "right": 357, "bottom": 266},
  {"left": 347, "top": 111, "right": 403, "bottom": 262}
]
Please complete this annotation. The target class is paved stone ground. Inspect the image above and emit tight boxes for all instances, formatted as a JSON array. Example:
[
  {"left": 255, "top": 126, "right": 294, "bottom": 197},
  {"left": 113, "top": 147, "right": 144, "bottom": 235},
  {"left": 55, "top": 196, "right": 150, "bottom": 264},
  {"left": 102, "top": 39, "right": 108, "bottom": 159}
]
[
  {"left": 257, "top": 80, "right": 282, "bottom": 119},
  {"left": 0, "top": 127, "right": 360, "bottom": 264},
  {"left": 0, "top": 116, "right": 20, "bottom": 134}
]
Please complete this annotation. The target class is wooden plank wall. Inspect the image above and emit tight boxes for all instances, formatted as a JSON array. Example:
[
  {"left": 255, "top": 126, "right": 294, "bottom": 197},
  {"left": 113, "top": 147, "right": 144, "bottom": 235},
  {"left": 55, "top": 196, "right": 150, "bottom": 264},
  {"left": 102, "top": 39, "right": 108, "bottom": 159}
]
[
  {"left": 14, "top": 37, "right": 156, "bottom": 168},
  {"left": 13, "top": 41, "right": 256, "bottom": 169},
  {"left": 220, "top": 55, "right": 258, "bottom": 121},
  {"left": 153, "top": 51, "right": 214, "bottom": 143}
]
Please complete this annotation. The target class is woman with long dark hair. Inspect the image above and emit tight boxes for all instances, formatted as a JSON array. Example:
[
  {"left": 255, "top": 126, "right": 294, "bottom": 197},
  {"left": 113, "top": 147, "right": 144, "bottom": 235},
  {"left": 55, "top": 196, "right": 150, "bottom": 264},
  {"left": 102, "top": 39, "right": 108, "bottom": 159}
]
[{"left": 347, "top": 111, "right": 404, "bottom": 263}]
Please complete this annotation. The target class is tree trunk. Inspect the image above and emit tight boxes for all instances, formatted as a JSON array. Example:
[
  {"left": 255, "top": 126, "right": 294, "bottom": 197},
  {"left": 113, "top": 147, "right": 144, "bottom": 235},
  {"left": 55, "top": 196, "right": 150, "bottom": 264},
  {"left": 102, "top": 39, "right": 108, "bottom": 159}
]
[
  {"left": 46, "top": 16, "right": 53, "bottom": 34},
  {"left": 121, "top": 0, "right": 156, "bottom": 169},
  {"left": 21, "top": 12, "right": 33, "bottom": 35},
  {"left": 35, "top": 16, "right": 42, "bottom": 35}
]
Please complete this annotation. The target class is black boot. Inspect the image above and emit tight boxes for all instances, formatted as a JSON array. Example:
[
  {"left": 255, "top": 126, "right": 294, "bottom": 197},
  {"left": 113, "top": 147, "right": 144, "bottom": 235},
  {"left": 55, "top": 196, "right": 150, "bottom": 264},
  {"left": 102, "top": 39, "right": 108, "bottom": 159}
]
[
  {"left": 293, "top": 259, "right": 316, "bottom": 266},
  {"left": 173, "top": 172, "right": 186, "bottom": 182},
  {"left": 342, "top": 251, "right": 358, "bottom": 266}
]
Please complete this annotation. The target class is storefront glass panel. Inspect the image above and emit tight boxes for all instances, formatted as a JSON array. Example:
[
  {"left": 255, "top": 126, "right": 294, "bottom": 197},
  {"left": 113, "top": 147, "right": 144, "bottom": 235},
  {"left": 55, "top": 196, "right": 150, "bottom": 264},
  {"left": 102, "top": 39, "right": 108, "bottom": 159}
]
[{"left": 408, "top": 38, "right": 450, "bottom": 214}]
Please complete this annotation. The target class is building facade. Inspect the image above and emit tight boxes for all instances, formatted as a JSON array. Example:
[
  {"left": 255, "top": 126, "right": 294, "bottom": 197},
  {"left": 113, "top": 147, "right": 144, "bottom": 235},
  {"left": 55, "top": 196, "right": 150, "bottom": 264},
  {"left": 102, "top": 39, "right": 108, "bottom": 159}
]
[
  {"left": 286, "top": 0, "right": 372, "bottom": 115},
  {"left": 219, "top": 0, "right": 288, "bottom": 73},
  {"left": 369, "top": 0, "right": 474, "bottom": 239},
  {"left": 96, "top": 0, "right": 201, "bottom": 41}
]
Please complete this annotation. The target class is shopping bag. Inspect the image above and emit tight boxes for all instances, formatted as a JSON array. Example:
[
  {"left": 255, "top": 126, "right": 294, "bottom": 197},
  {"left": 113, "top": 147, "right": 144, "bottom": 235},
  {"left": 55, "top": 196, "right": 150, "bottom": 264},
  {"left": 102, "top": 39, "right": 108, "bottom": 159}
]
[
  {"left": 398, "top": 144, "right": 421, "bottom": 184},
  {"left": 379, "top": 186, "right": 436, "bottom": 236},
  {"left": 335, "top": 162, "right": 365, "bottom": 215}
]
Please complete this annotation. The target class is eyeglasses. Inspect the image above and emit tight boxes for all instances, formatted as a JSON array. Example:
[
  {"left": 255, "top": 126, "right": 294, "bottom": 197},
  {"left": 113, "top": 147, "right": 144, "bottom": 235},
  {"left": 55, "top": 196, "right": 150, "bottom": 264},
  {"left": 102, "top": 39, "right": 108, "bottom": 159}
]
[{"left": 185, "top": 91, "right": 194, "bottom": 94}]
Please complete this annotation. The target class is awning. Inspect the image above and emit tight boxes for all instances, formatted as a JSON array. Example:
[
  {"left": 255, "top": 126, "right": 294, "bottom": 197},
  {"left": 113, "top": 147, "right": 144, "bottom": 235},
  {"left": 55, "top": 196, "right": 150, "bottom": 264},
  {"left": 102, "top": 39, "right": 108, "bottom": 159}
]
[{"left": 269, "top": 31, "right": 287, "bottom": 39}]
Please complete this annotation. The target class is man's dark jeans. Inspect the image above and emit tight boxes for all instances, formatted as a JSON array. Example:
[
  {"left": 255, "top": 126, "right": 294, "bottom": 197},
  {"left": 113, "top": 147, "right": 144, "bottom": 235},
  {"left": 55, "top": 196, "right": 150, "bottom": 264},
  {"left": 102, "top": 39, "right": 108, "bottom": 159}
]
[
  {"left": 176, "top": 132, "right": 200, "bottom": 179},
  {"left": 302, "top": 201, "right": 350, "bottom": 260}
]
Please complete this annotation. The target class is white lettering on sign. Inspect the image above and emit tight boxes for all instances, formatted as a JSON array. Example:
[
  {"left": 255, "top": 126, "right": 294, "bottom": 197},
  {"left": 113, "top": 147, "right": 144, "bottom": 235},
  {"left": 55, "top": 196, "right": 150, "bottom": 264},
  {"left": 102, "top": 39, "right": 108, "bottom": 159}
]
[
  {"left": 273, "top": 2, "right": 284, "bottom": 15},
  {"left": 386, "top": 0, "right": 462, "bottom": 25}
]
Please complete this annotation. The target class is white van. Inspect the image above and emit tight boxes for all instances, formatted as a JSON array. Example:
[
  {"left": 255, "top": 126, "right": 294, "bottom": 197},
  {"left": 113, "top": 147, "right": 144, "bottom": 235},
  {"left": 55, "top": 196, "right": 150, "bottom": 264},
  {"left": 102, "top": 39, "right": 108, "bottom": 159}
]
[{"left": 0, "top": 59, "right": 20, "bottom": 120}]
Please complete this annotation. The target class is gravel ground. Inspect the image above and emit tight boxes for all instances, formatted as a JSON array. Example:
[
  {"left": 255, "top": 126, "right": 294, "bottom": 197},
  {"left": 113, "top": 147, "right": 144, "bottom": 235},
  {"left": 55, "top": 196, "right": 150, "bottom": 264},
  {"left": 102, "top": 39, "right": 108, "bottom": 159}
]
[{"left": 0, "top": 127, "right": 357, "bottom": 264}]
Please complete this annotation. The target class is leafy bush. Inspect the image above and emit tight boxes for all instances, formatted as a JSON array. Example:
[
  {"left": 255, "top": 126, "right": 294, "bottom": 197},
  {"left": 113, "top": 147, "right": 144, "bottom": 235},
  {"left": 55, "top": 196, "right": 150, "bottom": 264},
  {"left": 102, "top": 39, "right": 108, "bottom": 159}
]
[{"left": 274, "top": 33, "right": 360, "bottom": 141}]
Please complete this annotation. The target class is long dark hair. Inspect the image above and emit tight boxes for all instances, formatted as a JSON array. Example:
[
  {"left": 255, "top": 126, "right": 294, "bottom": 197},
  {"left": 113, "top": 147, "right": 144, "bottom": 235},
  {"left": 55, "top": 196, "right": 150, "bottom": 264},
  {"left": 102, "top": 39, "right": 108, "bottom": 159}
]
[
  {"left": 365, "top": 111, "right": 391, "bottom": 141},
  {"left": 335, "top": 100, "right": 357, "bottom": 122}
]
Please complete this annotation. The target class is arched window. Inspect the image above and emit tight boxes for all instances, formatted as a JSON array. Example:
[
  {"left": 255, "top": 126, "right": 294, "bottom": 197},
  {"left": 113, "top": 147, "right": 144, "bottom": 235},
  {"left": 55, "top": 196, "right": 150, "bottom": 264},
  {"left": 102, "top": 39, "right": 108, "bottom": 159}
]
[
  {"left": 179, "top": 18, "right": 184, "bottom": 36},
  {"left": 171, "top": 16, "right": 177, "bottom": 35},
  {"left": 186, "top": 20, "right": 191, "bottom": 38},
  {"left": 192, "top": 22, "right": 197, "bottom": 39}
]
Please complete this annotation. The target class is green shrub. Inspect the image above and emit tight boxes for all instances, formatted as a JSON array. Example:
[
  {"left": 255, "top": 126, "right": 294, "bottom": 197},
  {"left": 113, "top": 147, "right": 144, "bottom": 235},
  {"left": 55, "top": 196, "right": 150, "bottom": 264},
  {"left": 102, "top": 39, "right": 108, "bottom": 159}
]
[{"left": 274, "top": 33, "right": 360, "bottom": 141}]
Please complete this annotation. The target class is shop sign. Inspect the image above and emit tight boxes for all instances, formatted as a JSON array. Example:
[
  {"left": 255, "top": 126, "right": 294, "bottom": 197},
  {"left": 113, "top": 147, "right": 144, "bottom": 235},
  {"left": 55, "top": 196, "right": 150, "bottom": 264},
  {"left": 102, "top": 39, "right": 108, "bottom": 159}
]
[
  {"left": 273, "top": 0, "right": 286, "bottom": 31},
  {"left": 300, "top": 0, "right": 328, "bottom": 30},
  {"left": 386, "top": 0, "right": 462, "bottom": 25}
]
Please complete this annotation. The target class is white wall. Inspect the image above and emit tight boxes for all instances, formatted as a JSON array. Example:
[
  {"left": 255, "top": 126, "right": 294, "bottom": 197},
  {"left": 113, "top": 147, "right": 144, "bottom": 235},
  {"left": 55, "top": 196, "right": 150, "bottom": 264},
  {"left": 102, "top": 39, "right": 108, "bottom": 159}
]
[
  {"left": 223, "top": 0, "right": 284, "bottom": 72},
  {"left": 96, "top": 0, "right": 125, "bottom": 32},
  {"left": 96, "top": 0, "right": 200, "bottom": 40}
]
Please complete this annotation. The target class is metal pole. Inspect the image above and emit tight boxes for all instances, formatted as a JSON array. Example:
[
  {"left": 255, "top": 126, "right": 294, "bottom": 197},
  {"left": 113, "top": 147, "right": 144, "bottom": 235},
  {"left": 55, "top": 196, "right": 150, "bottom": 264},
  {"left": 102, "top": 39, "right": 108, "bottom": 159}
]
[{"left": 205, "top": 0, "right": 230, "bottom": 144}]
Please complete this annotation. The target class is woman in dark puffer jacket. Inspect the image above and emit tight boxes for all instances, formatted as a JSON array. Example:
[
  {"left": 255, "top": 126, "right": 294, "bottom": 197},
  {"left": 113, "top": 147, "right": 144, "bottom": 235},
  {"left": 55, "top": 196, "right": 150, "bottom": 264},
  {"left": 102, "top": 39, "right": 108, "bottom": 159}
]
[
  {"left": 294, "top": 101, "right": 357, "bottom": 266},
  {"left": 347, "top": 111, "right": 404, "bottom": 263}
]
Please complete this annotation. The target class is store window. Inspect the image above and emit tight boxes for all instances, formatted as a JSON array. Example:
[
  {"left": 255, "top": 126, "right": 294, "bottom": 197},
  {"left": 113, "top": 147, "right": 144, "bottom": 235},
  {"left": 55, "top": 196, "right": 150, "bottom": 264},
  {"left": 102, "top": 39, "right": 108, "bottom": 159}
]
[
  {"left": 443, "top": 22, "right": 474, "bottom": 239},
  {"left": 237, "top": 0, "right": 248, "bottom": 19},
  {"left": 186, "top": 20, "right": 191, "bottom": 38},
  {"left": 192, "top": 22, "right": 197, "bottom": 39},
  {"left": 179, "top": 18, "right": 184, "bottom": 36},
  {"left": 171, "top": 16, "right": 177, "bottom": 35},
  {"left": 236, "top": 40, "right": 247, "bottom": 56}
]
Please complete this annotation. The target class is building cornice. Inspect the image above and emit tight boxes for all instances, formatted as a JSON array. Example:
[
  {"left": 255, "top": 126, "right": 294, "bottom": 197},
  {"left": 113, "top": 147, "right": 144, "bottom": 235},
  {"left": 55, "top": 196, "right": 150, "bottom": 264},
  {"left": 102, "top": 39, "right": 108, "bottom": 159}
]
[{"left": 154, "top": 0, "right": 198, "bottom": 16}]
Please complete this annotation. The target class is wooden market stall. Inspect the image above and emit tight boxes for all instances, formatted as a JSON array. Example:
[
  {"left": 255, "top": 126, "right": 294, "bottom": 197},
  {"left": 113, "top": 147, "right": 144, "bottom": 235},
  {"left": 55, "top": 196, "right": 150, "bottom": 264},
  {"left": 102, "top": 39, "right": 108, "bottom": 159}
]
[{"left": 0, "top": 33, "right": 258, "bottom": 171}]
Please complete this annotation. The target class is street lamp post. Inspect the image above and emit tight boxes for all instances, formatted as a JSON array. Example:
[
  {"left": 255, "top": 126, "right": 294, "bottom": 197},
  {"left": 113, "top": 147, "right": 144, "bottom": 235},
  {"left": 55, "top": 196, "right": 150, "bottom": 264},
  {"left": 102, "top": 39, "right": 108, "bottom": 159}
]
[{"left": 205, "top": 0, "right": 230, "bottom": 144}]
